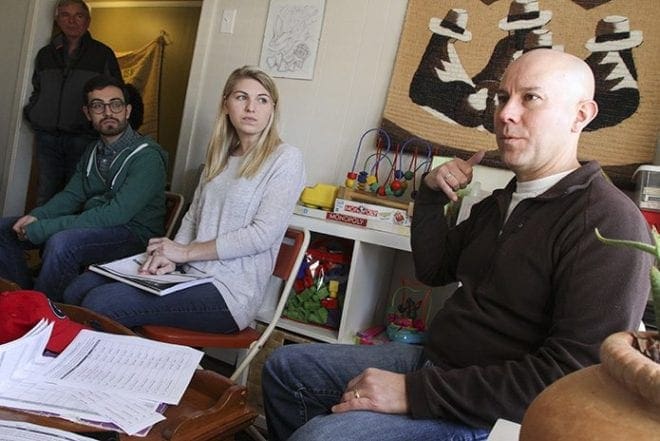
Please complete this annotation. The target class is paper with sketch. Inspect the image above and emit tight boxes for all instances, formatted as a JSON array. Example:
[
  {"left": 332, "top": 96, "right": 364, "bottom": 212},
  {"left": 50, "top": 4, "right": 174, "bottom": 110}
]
[
  {"left": 89, "top": 253, "right": 213, "bottom": 296},
  {"left": 0, "top": 420, "right": 98, "bottom": 441},
  {"left": 35, "top": 329, "right": 203, "bottom": 404}
]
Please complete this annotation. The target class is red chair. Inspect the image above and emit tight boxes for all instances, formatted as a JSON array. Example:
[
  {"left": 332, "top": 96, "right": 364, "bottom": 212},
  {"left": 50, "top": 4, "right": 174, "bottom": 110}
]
[{"left": 136, "top": 227, "right": 310, "bottom": 383}]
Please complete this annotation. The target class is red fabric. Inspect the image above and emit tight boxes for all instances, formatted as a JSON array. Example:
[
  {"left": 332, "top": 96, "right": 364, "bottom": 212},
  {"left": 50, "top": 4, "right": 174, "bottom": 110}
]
[
  {"left": 641, "top": 209, "right": 660, "bottom": 230},
  {"left": 0, "top": 290, "right": 89, "bottom": 353}
]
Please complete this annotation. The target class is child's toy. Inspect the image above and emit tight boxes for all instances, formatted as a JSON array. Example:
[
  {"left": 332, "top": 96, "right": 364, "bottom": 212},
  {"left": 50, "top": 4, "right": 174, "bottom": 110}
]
[
  {"left": 356, "top": 325, "right": 389, "bottom": 345},
  {"left": 320, "top": 280, "right": 341, "bottom": 327},
  {"left": 398, "top": 137, "right": 433, "bottom": 200},
  {"left": 385, "top": 282, "right": 432, "bottom": 344},
  {"left": 284, "top": 236, "right": 352, "bottom": 329},
  {"left": 334, "top": 195, "right": 411, "bottom": 225},
  {"left": 345, "top": 128, "right": 391, "bottom": 190},
  {"left": 299, "top": 183, "right": 339, "bottom": 211},
  {"left": 344, "top": 128, "right": 434, "bottom": 200}
]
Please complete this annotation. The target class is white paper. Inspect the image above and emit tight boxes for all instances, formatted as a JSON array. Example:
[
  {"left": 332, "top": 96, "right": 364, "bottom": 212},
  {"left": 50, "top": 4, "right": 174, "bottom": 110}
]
[
  {"left": 0, "top": 327, "right": 202, "bottom": 435},
  {"left": 486, "top": 418, "right": 521, "bottom": 441},
  {"left": 0, "top": 320, "right": 51, "bottom": 387},
  {"left": 0, "top": 420, "right": 97, "bottom": 441},
  {"left": 0, "top": 382, "right": 163, "bottom": 435},
  {"left": 36, "top": 330, "right": 203, "bottom": 404}
]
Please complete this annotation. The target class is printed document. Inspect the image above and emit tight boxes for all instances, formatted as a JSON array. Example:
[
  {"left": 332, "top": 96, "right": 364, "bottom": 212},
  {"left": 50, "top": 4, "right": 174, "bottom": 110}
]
[
  {"left": 0, "top": 326, "right": 203, "bottom": 435},
  {"left": 89, "top": 253, "right": 213, "bottom": 295},
  {"left": 35, "top": 330, "right": 202, "bottom": 404},
  {"left": 0, "top": 420, "right": 97, "bottom": 441}
]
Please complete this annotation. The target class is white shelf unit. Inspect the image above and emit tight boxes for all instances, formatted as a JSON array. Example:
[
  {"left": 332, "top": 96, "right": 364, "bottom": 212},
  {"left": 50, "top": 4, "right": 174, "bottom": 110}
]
[{"left": 257, "top": 214, "right": 411, "bottom": 344}]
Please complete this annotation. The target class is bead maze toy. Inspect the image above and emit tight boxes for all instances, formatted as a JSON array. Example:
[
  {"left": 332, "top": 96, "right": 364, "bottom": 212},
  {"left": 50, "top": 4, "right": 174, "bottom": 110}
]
[
  {"left": 385, "top": 282, "right": 432, "bottom": 345},
  {"left": 343, "top": 128, "right": 433, "bottom": 212}
]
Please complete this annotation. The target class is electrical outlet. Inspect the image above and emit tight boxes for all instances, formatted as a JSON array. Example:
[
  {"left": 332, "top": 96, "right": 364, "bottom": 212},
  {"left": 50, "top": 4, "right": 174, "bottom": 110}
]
[{"left": 220, "top": 9, "right": 237, "bottom": 34}]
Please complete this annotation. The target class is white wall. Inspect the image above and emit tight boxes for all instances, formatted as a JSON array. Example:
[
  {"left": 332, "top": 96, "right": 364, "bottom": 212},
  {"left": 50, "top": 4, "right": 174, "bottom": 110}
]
[
  {"left": 172, "top": 0, "right": 409, "bottom": 199},
  {"left": 0, "top": 0, "right": 33, "bottom": 215},
  {"left": 0, "top": 0, "right": 55, "bottom": 217},
  {"left": 1, "top": 0, "right": 510, "bottom": 214}
]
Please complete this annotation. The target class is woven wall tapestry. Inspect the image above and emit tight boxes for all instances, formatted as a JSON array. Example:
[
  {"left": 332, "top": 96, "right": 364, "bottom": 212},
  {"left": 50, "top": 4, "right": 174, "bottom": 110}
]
[{"left": 381, "top": 0, "right": 659, "bottom": 187}]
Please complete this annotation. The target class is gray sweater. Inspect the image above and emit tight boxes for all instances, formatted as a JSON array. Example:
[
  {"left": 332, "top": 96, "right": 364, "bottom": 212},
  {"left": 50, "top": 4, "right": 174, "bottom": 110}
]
[{"left": 175, "top": 143, "right": 305, "bottom": 329}]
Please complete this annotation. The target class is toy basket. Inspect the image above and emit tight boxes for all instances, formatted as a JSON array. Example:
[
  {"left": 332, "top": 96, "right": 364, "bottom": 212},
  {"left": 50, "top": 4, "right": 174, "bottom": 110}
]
[
  {"left": 385, "top": 281, "right": 432, "bottom": 344},
  {"left": 283, "top": 235, "right": 352, "bottom": 329}
]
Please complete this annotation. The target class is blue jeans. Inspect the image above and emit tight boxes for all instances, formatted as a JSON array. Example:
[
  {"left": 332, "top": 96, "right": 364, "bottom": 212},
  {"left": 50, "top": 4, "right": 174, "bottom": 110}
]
[
  {"left": 63, "top": 272, "right": 240, "bottom": 332},
  {"left": 34, "top": 130, "right": 96, "bottom": 206},
  {"left": 262, "top": 343, "right": 490, "bottom": 441},
  {"left": 0, "top": 216, "right": 144, "bottom": 301}
]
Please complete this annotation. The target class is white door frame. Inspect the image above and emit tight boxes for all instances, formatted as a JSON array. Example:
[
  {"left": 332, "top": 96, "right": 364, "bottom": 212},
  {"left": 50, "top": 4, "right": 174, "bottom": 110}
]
[{"left": 0, "top": 0, "right": 56, "bottom": 216}]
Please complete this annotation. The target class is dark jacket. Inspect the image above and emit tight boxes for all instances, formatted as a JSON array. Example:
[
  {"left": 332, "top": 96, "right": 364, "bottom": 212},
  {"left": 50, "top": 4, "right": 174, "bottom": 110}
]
[
  {"left": 24, "top": 32, "right": 122, "bottom": 135},
  {"left": 408, "top": 161, "right": 652, "bottom": 428},
  {"left": 27, "top": 126, "right": 167, "bottom": 245}
]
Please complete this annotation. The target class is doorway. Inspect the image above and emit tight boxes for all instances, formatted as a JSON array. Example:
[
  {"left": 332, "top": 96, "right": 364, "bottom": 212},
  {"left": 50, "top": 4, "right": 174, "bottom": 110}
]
[
  {"left": 88, "top": 0, "right": 202, "bottom": 185},
  {"left": 24, "top": 0, "right": 202, "bottom": 209}
]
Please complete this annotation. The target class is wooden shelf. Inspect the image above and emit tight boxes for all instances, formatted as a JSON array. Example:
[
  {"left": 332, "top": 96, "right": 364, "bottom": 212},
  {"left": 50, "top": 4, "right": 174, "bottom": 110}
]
[
  {"left": 254, "top": 214, "right": 411, "bottom": 344},
  {"left": 289, "top": 214, "right": 411, "bottom": 252}
]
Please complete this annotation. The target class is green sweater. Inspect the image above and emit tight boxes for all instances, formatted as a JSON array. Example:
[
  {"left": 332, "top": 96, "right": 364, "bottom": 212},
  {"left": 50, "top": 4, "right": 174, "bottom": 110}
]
[{"left": 27, "top": 127, "right": 167, "bottom": 245}]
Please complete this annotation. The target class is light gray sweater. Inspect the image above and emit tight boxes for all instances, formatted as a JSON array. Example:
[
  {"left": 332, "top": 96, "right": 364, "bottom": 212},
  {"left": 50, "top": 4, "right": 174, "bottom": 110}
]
[{"left": 174, "top": 143, "right": 305, "bottom": 329}]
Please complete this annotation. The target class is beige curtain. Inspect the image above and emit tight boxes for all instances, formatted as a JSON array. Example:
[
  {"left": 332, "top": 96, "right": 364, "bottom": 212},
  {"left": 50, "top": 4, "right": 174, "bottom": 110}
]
[{"left": 115, "top": 34, "right": 168, "bottom": 141}]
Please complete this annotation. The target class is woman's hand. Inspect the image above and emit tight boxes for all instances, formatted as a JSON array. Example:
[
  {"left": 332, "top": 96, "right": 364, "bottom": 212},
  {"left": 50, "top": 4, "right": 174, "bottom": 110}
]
[
  {"left": 138, "top": 252, "right": 176, "bottom": 275},
  {"left": 145, "top": 237, "right": 190, "bottom": 263},
  {"left": 138, "top": 237, "right": 189, "bottom": 275}
]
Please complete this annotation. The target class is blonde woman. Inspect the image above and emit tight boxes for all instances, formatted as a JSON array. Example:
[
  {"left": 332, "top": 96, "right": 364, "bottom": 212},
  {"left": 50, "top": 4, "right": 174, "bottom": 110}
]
[{"left": 64, "top": 66, "right": 305, "bottom": 333}]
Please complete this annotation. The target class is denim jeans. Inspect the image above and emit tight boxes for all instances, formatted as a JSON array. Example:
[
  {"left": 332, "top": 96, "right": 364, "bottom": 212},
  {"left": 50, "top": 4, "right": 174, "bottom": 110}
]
[
  {"left": 0, "top": 216, "right": 144, "bottom": 301},
  {"left": 34, "top": 130, "right": 96, "bottom": 206},
  {"left": 63, "top": 272, "right": 240, "bottom": 333},
  {"left": 261, "top": 342, "right": 490, "bottom": 441}
]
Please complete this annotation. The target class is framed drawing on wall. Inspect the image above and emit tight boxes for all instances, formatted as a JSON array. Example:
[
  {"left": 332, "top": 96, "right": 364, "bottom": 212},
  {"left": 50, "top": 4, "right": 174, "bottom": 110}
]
[
  {"left": 259, "top": 0, "right": 326, "bottom": 80},
  {"left": 381, "top": 0, "right": 659, "bottom": 188}
]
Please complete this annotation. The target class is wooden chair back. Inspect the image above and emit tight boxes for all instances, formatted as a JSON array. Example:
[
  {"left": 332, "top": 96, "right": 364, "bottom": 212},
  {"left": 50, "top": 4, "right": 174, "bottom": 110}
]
[{"left": 165, "top": 191, "right": 185, "bottom": 239}]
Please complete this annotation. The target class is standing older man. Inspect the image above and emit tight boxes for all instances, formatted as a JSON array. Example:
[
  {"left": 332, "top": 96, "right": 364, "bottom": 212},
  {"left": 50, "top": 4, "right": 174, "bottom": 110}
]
[
  {"left": 0, "top": 75, "right": 166, "bottom": 302},
  {"left": 24, "top": 0, "right": 123, "bottom": 206},
  {"left": 261, "top": 49, "right": 652, "bottom": 441}
]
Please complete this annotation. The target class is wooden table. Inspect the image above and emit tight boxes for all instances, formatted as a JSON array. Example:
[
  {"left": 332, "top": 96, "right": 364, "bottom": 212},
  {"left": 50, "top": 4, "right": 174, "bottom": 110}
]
[{"left": 0, "top": 304, "right": 258, "bottom": 441}]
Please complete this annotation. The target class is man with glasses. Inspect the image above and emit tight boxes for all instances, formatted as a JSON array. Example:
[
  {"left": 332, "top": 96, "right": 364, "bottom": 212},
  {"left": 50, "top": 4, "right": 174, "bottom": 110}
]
[
  {"left": 24, "top": 0, "right": 123, "bottom": 206},
  {"left": 0, "top": 75, "right": 167, "bottom": 301}
]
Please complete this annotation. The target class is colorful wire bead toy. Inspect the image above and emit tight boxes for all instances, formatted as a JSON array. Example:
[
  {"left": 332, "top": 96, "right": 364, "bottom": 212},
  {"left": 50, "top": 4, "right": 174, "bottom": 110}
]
[{"left": 345, "top": 128, "right": 391, "bottom": 189}]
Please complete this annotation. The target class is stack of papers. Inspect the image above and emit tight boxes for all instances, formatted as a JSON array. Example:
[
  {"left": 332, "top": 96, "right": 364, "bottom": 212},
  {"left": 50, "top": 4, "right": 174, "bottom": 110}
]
[
  {"left": 0, "top": 420, "right": 98, "bottom": 441},
  {"left": 0, "top": 321, "right": 203, "bottom": 435}
]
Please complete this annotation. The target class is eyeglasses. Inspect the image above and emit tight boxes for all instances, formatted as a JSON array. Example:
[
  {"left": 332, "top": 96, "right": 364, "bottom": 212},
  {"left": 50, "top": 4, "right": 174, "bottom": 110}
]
[{"left": 87, "top": 99, "right": 126, "bottom": 114}]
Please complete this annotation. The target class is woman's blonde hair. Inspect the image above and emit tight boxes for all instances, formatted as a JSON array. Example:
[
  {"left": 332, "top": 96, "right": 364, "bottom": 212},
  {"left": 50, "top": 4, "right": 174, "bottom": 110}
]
[{"left": 203, "top": 65, "right": 282, "bottom": 181}]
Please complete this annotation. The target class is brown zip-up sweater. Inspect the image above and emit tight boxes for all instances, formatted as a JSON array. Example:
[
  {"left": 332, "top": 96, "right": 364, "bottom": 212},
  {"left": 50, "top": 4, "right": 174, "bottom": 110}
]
[{"left": 407, "top": 161, "right": 652, "bottom": 428}]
